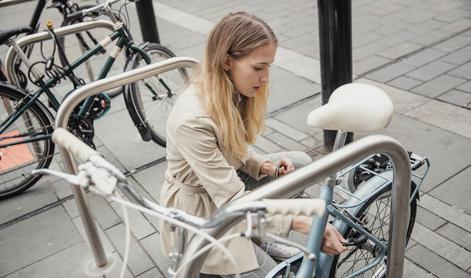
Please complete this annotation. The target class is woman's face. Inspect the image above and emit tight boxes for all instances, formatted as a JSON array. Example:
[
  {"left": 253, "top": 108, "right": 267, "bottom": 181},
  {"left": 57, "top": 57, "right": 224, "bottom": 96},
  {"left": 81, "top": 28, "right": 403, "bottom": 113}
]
[{"left": 226, "top": 43, "right": 277, "bottom": 98}]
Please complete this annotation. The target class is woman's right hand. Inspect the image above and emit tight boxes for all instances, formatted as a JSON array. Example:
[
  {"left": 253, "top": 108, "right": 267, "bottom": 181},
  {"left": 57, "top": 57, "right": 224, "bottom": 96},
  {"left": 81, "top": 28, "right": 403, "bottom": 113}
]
[{"left": 292, "top": 216, "right": 347, "bottom": 255}]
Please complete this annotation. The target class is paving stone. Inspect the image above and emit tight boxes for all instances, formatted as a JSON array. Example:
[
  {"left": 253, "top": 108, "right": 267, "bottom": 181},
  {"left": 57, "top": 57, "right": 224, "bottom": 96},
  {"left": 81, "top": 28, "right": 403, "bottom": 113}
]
[
  {"left": 429, "top": 165, "right": 471, "bottom": 215},
  {"left": 103, "top": 251, "right": 134, "bottom": 278},
  {"left": 457, "top": 81, "right": 471, "bottom": 93},
  {"left": 357, "top": 78, "right": 429, "bottom": 114},
  {"left": 279, "top": 55, "right": 321, "bottom": 84},
  {"left": 440, "top": 46, "right": 471, "bottom": 65},
  {"left": 353, "top": 42, "right": 390, "bottom": 62},
  {"left": 406, "top": 61, "right": 457, "bottom": 81},
  {"left": 265, "top": 118, "right": 309, "bottom": 141},
  {"left": 440, "top": 18, "right": 471, "bottom": 33},
  {"left": 4, "top": 243, "right": 93, "bottom": 278},
  {"left": 63, "top": 199, "right": 80, "bottom": 219},
  {"left": 379, "top": 113, "right": 471, "bottom": 192},
  {"left": 387, "top": 76, "right": 423, "bottom": 91},
  {"left": 402, "top": 48, "right": 448, "bottom": 67},
  {"left": 415, "top": 207, "right": 447, "bottom": 231},
  {"left": 0, "top": 207, "right": 81, "bottom": 277},
  {"left": 268, "top": 66, "right": 320, "bottom": 113},
  {"left": 352, "top": 32, "right": 383, "bottom": 48},
  {"left": 136, "top": 267, "right": 165, "bottom": 278},
  {"left": 433, "top": 35, "right": 471, "bottom": 52},
  {"left": 273, "top": 96, "right": 322, "bottom": 136},
  {"left": 254, "top": 136, "right": 283, "bottom": 153},
  {"left": 437, "top": 89, "right": 471, "bottom": 108},
  {"left": 437, "top": 222, "right": 471, "bottom": 251},
  {"left": 367, "top": 61, "right": 415, "bottom": 82},
  {"left": 411, "top": 223, "right": 471, "bottom": 270},
  {"left": 448, "top": 61, "right": 471, "bottom": 79},
  {"left": 419, "top": 194, "right": 471, "bottom": 233},
  {"left": 72, "top": 216, "right": 115, "bottom": 253},
  {"left": 266, "top": 132, "right": 307, "bottom": 152},
  {"left": 410, "top": 29, "right": 450, "bottom": 45},
  {"left": 378, "top": 42, "right": 423, "bottom": 60},
  {"left": 407, "top": 19, "right": 447, "bottom": 34},
  {"left": 404, "top": 99, "right": 471, "bottom": 139},
  {"left": 354, "top": 55, "right": 390, "bottom": 75},
  {"left": 299, "top": 132, "right": 323, "bottom": 149},
  {"left": 87, "top": 193, "right": 122, "bottom": 230},
  {"left": 110, "top": 201, "right": 156, "bottom": 240},
  {"left": 412, "top": 74, "right": 466, "bottom": 98},
  {"left": 94, "top": 109, "right": 166, "bottom": 171},
  {"left": 262, "top": 126, "right": 275, "bottom": 137},
  {"left": 132, "top": 161, "right": 168, "bottom": 202},
  {"left": 406, "top": 244, "right": 470, "bottom": 277},
  {"left": 0, "top": 180, "right": 57, "bottom": 225},
  {"left": 403, "top": 258, "right": 436, "bottom": 278},
  {"left": 105, "top": 223, "right": 155, "bottom": 276},
  {"left": 140, "top": 233, "right": 172, "bottom": 276}
]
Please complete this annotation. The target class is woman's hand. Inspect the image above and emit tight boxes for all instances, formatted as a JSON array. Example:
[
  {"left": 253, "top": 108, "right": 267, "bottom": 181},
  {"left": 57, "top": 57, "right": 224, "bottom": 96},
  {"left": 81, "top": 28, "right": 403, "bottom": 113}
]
[
  {"left": 291, "top": 216, "right": 347, "bottom": 255},
  {"left": 260, "top": 158, "right": 295, "bottom": 177}
]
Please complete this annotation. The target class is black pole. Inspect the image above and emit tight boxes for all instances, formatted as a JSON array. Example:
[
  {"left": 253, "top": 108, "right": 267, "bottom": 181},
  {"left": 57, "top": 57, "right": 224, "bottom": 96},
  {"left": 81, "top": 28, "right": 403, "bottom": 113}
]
[
  {"left": 317, "top": 0, "right": 353, "bottom": 151},
  {"left": 135, "top": 0, "right": 160, "bottom": 44}
]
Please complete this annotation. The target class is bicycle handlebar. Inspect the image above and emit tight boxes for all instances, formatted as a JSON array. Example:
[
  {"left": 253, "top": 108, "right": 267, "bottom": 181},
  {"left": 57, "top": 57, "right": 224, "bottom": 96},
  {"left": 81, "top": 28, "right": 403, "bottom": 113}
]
[
  {"left": 66, "top": 0, "right": 123, "bottom": 22},
  {"left": 263, "top": 198, "right": 325, "bottom": 217},
  {"left": 52, "top": 128, "right": 100, "bottom": 163}
]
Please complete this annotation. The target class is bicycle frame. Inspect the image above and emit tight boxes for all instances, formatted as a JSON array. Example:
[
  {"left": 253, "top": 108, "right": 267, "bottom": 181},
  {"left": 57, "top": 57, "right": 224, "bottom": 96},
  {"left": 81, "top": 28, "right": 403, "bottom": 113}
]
[{"left": 1, "top": 20, "right": 150, "bottom": 148}]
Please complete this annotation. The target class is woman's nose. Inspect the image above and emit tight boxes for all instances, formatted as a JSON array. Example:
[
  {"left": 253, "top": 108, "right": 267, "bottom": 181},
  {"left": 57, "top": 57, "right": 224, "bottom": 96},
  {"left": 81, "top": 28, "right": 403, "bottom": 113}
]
[{"left": 260, "top": 73, "right": 269, "bottom": 83}]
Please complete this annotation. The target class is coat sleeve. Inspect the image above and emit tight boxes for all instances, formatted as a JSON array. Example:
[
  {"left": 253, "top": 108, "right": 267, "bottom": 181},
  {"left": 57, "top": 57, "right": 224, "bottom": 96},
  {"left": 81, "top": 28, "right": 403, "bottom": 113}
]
[
  {"left": 175, "top": 118, "right": 245, "bottom": 208},
  {"left": 239, "top": 147, "right": 270, "bottom": 180}
]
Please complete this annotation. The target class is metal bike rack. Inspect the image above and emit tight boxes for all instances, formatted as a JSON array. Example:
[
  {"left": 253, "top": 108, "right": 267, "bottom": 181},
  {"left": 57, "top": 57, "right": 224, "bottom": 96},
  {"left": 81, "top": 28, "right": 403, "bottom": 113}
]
[
  {"left": 53, "top": 57, "right": 198, "bottom": 274},
  {"left": 4, "top": 20, "right": 116, "bottom": 86},
  {"left": 181, "top": 135, "right": 412, "bottom": 278}
]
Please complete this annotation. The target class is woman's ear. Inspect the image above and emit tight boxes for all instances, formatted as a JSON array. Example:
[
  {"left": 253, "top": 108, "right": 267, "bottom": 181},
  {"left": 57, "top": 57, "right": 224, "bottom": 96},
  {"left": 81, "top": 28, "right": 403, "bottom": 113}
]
[{"left": 223, "top": 55, "right": 231, "bottom": 72}]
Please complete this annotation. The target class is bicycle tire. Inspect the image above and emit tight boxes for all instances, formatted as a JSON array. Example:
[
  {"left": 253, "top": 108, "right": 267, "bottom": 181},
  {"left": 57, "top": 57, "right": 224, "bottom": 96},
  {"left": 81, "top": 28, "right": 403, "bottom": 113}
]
[
  {"left": 125, "top": 43, "right": 189, "bottom": 147},
  {"left": 328, "top": 181, "right": 417, "bottom": 278},
  {"left": 0, "top": 84, "right": 55, "bottom": 199}
]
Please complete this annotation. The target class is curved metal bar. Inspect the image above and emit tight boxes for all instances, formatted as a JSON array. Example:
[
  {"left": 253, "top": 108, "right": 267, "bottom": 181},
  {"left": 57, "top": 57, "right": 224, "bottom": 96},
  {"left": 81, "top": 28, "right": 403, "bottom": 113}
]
[
  {"left": 5, "top": 20, "right": 116, "bottom": 85},
  {"left": 55, "top": 57, "right": 198, "bottom": 128},
  {"left": 180, "top": 135, "right": 411, "bottom": 278},
  {"left": 54, "top": 57, "right": 198, "bottom": 271}
]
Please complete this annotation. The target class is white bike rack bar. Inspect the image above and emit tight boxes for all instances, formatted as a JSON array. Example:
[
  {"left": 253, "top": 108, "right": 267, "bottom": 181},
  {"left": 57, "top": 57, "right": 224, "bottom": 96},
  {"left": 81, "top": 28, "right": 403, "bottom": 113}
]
[
  {"left": 4, "top": 20, "right": 116, "bottom": 86},
  {"left": 54, "top": 57, "right": 198, "bottom": 275},
  {"left": 181, "top": 135, "right": 411, "bottom": 278}
]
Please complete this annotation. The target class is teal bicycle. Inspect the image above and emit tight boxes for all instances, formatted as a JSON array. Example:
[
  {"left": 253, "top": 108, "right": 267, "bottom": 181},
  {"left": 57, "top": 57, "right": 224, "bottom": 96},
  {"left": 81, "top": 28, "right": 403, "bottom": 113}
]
[{"left": 0, "top": 0, "right": 189, "bottom": 199}]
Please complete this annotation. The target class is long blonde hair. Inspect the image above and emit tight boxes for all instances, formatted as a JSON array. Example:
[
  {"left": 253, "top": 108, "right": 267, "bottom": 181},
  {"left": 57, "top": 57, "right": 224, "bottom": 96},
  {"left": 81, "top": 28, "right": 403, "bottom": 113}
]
[{"left": 195, "top": 12, "right": 277, "bottom": 159}]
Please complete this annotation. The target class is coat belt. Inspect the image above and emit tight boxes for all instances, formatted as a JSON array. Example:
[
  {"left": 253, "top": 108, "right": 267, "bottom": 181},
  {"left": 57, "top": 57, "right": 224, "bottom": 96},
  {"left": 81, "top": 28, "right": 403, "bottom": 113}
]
[{"left": 167, "top": 176, "right": 207, "bottom": 194}]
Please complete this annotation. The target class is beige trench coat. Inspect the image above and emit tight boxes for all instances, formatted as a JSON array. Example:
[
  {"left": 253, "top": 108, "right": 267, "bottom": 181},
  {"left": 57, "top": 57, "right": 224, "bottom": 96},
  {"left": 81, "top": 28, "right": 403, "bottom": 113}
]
[{"left": 159, "top": 86, "right": 292, "bottom": 275}]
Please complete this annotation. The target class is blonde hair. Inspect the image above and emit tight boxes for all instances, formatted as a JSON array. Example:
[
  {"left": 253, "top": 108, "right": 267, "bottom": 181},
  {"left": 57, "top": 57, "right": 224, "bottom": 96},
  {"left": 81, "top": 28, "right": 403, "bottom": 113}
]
[{"left": 194, "top": 12, "right": 277, "bottom": 159}]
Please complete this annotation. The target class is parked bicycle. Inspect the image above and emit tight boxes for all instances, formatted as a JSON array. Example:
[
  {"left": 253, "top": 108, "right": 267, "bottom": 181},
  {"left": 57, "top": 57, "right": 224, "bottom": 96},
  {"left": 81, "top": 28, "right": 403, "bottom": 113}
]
[
  {"left": 1, "top": 0, "right": 133, "bottom": 92},
  {"left": 37, "top": 82, "right": 429, "bottom": 278},
  {"left": 0, "top": 0, "right": 190, "bottom": 199}
]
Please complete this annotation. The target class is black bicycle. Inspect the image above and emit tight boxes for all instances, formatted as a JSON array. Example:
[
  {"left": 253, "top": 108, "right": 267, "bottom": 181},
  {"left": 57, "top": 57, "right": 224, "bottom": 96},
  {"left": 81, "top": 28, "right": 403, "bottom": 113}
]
[{"left": 0, "top": 0, "right": 189, "bottom": 199}]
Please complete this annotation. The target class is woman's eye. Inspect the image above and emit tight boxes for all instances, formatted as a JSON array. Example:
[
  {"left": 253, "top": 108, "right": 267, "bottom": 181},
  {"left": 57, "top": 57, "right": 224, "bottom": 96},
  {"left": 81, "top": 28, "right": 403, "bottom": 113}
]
[{"left": 254, "top": 67, "right": 264, "bottom": 71}]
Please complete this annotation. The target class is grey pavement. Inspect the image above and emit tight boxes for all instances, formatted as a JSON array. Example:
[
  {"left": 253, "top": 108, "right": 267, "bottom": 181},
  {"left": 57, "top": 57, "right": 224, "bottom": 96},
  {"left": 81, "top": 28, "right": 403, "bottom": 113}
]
[{"left": 1, "top": 0, "right": 471, "bottom": 277}]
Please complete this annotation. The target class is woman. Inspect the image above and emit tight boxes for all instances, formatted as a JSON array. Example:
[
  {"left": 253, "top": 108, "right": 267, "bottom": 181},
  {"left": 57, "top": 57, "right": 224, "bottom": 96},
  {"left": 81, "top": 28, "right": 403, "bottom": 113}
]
[{"left": 160, "top": 11, "right": 346, "bottom": 276}]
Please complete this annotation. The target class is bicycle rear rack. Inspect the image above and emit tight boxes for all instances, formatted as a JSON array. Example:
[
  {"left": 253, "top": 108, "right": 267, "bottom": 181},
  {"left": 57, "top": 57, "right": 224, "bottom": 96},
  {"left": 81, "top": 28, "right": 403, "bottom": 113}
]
[{"left": 55, "top": 57, "right": 411, "bottom": 278}]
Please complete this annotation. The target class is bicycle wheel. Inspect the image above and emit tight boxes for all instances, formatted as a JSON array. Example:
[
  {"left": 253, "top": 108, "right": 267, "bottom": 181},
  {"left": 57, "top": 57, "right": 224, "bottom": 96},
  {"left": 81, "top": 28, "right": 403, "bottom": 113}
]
[
  {"left": 0, "top": 85, "right": 55, "bottom": 199},
  {"left": 125, "top": 43, "right": 189, "bottom": 147},
  {"left": 329, "top": 182, "right": 417, "bottom": 278}
]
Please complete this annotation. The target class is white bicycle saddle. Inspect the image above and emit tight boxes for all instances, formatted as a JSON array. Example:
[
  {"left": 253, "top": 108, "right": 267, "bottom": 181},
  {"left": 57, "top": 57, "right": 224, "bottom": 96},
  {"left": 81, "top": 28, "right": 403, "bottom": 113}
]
[{"left": 307, "top": 83, "right": 393, "bottom": 132}]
